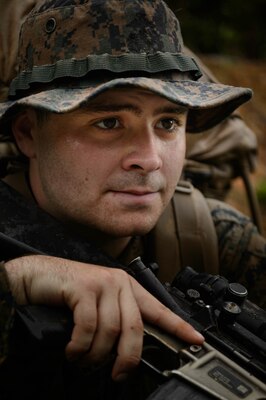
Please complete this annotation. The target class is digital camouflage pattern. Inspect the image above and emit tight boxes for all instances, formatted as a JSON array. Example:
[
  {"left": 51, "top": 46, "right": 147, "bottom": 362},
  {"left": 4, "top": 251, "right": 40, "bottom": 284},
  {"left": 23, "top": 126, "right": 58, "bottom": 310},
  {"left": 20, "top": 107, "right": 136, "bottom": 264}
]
[
  {"left": 208, "top": 199, "right": 266, "bottom": 309},
  {"left": 18, "top": 0, "right": 183, "bottom": 68},
  {"left": 1, "top": 76, "right": 252, "bottom": 134},
  {"left": 0, "top": 0, "right": 252, "bottom": 133}
]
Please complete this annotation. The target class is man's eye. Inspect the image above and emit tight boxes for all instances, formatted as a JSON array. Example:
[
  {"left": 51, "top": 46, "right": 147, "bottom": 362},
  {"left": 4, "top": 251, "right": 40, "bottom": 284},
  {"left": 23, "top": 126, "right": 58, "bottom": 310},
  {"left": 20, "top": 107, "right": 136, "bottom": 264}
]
[
  {"left": 95, "top": 118, "right": 120, "bottom": 129},
  {"left": 157, "top": 118, "right": 179, "bottom": 131}
]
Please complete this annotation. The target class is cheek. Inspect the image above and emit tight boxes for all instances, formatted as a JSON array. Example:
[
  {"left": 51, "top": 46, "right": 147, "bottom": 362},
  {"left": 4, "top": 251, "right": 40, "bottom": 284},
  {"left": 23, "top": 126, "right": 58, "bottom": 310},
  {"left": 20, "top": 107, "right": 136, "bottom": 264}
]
[
  {"left": 165, "top": 137, "right": 186, "bottom": 180},
  {"left": 43, "top": 137, "right": 114, "bottom": 190}
]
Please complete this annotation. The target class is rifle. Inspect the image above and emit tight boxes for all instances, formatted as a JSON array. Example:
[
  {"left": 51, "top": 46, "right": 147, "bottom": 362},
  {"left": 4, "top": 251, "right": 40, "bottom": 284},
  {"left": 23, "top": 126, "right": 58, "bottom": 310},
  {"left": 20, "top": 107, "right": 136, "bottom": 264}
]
[
  {"left": 13, "top": 257, "right": 266, "bottom": 400},
  {"left": 129, "top": 257, "right": 266, "bottom": 399}
]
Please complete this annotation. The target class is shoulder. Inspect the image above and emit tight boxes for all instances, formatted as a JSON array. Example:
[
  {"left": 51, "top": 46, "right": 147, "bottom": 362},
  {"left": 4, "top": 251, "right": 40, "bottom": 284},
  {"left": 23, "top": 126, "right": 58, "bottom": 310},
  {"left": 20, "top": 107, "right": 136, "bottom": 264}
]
[
  {"left": 206, "top": 198, "right": 255, "bottom": 231},
  {"left": 206, "top": 198, "right": 266, "bottom": 308},
  {"left": 206, "top": 197, "right": 261, "bottom": 266}
]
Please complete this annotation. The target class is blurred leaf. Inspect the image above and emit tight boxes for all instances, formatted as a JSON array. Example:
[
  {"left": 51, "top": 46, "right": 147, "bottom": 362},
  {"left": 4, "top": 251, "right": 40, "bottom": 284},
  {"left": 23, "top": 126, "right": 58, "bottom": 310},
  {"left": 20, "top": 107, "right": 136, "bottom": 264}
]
[
  {"left": 256, "top": 180, "right": 266, "bottom": 206},
  {"left": 166, "top": 0, "right": 266, "bottom": 59}
]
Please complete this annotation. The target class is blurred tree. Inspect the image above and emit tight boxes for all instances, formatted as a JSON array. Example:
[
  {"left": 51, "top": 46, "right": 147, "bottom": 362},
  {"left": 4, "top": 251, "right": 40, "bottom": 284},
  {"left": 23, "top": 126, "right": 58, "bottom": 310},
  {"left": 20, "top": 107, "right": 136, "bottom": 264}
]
[{"left": 166, "top": 0, "right": 266, "bottom": 59}]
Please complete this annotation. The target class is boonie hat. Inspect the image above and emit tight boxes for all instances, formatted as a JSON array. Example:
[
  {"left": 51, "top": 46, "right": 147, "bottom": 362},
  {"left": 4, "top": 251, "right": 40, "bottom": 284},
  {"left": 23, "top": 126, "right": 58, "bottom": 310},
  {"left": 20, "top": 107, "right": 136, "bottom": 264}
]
[{"left": 0, "top": 0, "right": 252, "bottom": 133}]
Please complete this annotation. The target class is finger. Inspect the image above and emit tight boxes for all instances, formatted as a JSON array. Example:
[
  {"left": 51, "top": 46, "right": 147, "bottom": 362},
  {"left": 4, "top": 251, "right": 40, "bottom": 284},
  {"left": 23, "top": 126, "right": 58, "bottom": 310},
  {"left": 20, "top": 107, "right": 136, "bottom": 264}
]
[
  {"left": 150, "top": 305, "right": 204, "bottom": 344},
  {"left": 111, "top": 281, "right": 144, "bottom": 381},
  {"left": 132, "top": 278, "right": 204, "bottom": 344},
  {"left": 65, "top": 294, "right": 98, "bottom": 361},
  {"left": 82, "top": 289, "right": 121, "bottom": 365}
]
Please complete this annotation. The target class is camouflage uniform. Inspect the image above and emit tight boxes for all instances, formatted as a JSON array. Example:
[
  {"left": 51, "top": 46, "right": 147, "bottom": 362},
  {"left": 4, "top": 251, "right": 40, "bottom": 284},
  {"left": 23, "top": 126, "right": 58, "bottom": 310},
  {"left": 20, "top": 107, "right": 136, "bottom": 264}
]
[{"left": 209, "top": 199, "right": 266, "bottom": 308}]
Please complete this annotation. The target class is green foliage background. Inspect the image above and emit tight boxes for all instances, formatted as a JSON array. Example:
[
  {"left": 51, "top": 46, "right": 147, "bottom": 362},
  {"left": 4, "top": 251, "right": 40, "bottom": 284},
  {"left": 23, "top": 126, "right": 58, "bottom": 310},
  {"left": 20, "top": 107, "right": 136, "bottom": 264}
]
[{"left": 166, "top": 0, "right": 266, "bottom": 59}]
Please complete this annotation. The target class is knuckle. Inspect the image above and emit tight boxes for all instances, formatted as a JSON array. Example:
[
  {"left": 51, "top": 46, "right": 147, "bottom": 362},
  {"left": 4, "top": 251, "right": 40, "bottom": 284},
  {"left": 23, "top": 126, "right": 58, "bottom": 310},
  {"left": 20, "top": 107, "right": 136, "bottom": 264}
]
[
  {"left": 151, "top": 304, "right": 166, "bottom": 321},
  {"left": 113, "top": 268, "right": 129, "bottom": 281},
  {"left": 100, "top": 267, "right": 128, "bottom": 286},
  {"left": 121, "top": 353, "right": 141, "bottom": 369},
  {"left": 105, "top": 323, "right": 121, "bottom": 338},
  {"left": 83, "top": 321, "right": 97, "bottom": 335},
  {"left": 131, "top": 317, "right": 144, "bottom": 334}
]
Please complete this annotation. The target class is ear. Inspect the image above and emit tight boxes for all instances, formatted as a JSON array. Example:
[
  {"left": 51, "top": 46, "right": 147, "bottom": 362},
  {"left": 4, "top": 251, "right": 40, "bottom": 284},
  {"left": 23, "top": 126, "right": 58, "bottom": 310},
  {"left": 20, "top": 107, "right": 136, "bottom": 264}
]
[{"left": 12, "top": 108, "right": 38, "bottom": 159}]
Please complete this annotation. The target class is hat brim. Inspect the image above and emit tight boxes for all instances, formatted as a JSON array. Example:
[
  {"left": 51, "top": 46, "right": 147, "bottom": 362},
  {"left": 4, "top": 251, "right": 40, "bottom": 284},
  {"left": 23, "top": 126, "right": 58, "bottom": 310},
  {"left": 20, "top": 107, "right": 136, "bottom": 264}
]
[{"left": 0, "top": 77, "right": 252, "bottom": 133}]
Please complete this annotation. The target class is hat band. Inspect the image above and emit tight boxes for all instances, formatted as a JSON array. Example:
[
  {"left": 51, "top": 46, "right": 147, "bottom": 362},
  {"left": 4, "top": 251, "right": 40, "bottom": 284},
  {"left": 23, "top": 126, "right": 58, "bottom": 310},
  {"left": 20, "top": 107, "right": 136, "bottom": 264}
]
[{"left": 9, "top": 52, "right": 202, "bottom": 98}]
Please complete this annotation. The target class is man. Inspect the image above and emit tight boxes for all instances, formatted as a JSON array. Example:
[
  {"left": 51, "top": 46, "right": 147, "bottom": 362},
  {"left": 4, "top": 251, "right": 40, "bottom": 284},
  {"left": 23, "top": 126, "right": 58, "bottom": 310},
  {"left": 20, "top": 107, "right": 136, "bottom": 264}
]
[{"left": 0, "top": 0, "right": 265, "bottom": 399}]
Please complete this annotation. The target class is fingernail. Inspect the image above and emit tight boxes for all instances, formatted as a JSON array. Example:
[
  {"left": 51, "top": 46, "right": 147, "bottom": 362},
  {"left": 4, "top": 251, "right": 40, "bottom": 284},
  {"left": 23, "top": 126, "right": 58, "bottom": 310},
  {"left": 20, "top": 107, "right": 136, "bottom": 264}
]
[{"left": 195, "top": 331, "right": 205, "bottom": 342}]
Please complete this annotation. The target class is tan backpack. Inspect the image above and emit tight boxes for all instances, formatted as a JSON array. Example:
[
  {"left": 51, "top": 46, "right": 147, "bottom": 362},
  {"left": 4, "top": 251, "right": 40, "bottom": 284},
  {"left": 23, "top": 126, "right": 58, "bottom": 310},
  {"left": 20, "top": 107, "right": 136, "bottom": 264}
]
[
  {"left": 184, "top": 47, "right": 262, "bottom": 233},
  {"left": 149, "top": 181, "right": 219, "bottom": 283}
]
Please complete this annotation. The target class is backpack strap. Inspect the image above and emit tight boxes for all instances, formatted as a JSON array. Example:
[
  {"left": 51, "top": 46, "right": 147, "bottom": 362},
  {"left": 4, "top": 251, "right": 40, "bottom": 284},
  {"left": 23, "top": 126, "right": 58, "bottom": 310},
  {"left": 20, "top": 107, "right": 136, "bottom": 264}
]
[{"left": 151, "top": 181, "right": 219, "bottom": 283}]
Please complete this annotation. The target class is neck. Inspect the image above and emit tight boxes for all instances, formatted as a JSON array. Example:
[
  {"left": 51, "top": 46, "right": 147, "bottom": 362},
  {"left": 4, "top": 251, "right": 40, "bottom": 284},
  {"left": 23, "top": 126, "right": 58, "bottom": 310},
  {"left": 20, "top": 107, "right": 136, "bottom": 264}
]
[
  {"left": 64, "top": 221, "right": 132, "bottom": 259},
  {"left": 100, "top": 236, "right": 132, "bottom": 259}
]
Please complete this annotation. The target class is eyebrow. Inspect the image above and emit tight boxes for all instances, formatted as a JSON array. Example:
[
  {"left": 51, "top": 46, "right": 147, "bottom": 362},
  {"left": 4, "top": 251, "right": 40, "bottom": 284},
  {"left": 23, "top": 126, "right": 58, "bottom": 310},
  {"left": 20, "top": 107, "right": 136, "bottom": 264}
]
[
  {"left": 81, "top": 103, "right": 187, "bottom": 117},
  {"left": 84, "top": 104, "right": 143, "bottom": 116},
  {"left": 154, "top": 106, "right": 187, "bottom": 116}
]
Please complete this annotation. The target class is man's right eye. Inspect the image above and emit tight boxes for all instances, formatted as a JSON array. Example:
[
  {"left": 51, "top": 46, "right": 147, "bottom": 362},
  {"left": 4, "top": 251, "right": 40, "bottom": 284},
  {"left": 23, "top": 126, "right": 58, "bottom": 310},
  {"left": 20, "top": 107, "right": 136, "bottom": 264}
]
[{"left": 95, "top": 118, "right": 120, "bottom": 129}]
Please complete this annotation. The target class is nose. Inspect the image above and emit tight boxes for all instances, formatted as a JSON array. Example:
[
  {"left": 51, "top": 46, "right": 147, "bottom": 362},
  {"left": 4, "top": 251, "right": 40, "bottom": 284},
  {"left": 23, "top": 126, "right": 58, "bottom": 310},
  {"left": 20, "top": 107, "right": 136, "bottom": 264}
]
[{"left": 121, "top": 127, "right": 163, "bottom": 173}]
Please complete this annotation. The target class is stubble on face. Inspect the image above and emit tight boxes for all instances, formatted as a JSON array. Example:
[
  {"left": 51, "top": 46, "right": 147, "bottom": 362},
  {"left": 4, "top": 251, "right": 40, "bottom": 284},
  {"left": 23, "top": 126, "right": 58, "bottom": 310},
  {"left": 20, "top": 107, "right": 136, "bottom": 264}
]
[{"left": 29, "top": 88, "right": 187, "bottom": 249}]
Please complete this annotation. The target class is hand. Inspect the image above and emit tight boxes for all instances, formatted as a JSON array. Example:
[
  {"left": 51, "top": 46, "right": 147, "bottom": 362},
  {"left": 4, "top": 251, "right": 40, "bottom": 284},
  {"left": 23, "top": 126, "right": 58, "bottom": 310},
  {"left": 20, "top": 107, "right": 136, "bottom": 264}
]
[{"left": 4, "top": 255, "right": 204, "bottom": 381}]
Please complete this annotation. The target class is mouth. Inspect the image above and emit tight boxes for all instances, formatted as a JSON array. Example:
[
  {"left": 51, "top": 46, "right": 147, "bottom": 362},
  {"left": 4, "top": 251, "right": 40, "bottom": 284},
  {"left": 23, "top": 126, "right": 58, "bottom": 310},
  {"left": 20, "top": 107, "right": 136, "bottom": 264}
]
[
  {"left": 117, "top": 189, "right": 156, "bottom": 195},
  {"left": 109, "top": 189, "right": 160, "bottom": 207}
]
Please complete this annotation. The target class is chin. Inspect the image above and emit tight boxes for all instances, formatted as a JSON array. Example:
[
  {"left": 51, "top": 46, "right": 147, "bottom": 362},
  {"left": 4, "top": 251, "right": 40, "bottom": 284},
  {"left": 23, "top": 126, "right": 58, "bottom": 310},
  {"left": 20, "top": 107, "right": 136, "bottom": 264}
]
[
  {"left": 113, "top": 210, "right": 163, "bottom": 236},
  {"left": 107, "top": 220, "right": 158, "bottom": 237}
]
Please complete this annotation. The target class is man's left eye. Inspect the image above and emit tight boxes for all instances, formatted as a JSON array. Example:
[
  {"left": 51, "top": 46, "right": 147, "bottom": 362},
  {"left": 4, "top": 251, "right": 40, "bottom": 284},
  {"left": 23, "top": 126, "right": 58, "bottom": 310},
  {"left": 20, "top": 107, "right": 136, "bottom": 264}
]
[
  {"left": 157, "top": 118, "right": 179, "bottom": 131},
  {"left": 95, "top": 118, "right": 120, "bottom": 129}
]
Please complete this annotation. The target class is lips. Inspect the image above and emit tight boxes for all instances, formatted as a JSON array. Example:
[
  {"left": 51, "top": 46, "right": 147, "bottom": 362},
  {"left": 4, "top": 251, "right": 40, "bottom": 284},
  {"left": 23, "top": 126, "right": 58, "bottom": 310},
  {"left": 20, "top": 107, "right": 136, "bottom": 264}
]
[
  {"left": 110, "top": 186, "right": 160, "bottom": 197},
  {"left": 109, "top": 189, "right": 159, "bottom": 206},
  {"left": 115, "top": 189, "right": 156, "bottom": 195}
]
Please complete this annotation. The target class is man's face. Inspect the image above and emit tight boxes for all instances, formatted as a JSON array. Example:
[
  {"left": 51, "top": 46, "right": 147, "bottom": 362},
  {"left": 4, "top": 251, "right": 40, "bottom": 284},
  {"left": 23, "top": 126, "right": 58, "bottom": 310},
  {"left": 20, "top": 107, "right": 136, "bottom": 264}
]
[{"left": 21, "top": 88, "right": 187, "bottom": 239}]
